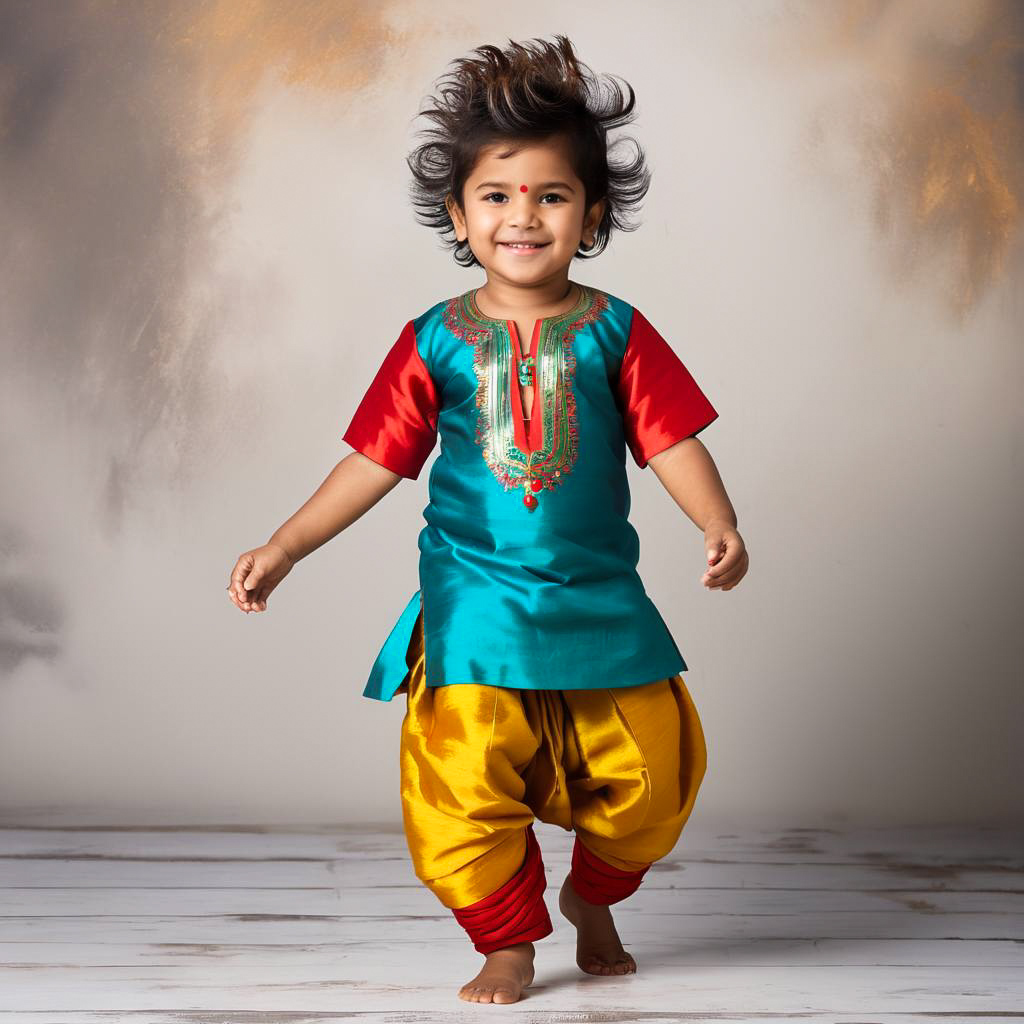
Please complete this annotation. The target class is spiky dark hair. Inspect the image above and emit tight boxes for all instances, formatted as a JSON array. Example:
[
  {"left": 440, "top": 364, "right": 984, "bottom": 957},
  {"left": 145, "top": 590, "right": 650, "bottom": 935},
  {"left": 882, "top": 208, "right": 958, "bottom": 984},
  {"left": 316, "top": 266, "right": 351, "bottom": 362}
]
[{"left": 406, "top": 35, "right": 651, "bottom": 268}]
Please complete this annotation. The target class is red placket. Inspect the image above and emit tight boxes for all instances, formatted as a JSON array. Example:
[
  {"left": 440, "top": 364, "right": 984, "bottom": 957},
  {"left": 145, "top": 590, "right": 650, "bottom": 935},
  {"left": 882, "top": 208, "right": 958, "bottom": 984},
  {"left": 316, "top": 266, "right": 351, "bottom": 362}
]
[{"left": 508, "top": 319, "right": 546, "bottom": 510}]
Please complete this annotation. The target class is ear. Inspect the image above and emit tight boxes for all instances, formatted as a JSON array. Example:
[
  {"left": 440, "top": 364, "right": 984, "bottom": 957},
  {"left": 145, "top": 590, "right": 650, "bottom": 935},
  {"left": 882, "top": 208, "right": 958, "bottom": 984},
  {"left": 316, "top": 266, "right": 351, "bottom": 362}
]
[
  {"left": 583, "top": 197, "right": 606, "bottom": 245},
  {"left": 445, "top": 193, "right": 467, "bottom": 242}
]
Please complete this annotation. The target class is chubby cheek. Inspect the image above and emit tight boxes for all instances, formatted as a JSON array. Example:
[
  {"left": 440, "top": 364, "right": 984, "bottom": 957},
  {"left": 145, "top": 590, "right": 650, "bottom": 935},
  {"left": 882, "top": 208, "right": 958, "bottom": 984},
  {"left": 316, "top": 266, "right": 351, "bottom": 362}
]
[
  {"left": 464, "top": 222, "right": 495, "bottom": 248},
  {"left": 482, "top": 216, "right": 508, "bottom": 243},
  {"left": 550, "top": 209, "right": 583, "bottom": 244}
]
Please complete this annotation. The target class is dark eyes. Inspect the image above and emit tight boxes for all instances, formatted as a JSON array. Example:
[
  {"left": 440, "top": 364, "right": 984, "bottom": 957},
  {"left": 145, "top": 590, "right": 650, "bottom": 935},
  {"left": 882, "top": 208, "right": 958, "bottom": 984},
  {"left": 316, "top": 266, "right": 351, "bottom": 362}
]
[{"left": 482, "top": 192, "right": 565, "bottom": 204}]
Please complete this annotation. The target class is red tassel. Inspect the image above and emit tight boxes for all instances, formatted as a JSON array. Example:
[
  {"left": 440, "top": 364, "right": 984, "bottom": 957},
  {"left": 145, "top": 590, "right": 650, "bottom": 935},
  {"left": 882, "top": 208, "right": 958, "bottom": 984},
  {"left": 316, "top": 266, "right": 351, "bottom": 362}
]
[
  {"left": 570, "top": 835, "right": 650, "bottom": 905},
  {"left": 451, "top": 824, "right": 553, "bottom": 954}
]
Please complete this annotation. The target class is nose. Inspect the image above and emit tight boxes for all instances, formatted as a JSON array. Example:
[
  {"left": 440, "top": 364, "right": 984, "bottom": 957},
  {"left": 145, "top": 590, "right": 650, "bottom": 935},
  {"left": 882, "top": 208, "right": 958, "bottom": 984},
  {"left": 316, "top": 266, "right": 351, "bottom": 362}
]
[{"left": 507, "top": 195, "right": 541, "bottom": 228}]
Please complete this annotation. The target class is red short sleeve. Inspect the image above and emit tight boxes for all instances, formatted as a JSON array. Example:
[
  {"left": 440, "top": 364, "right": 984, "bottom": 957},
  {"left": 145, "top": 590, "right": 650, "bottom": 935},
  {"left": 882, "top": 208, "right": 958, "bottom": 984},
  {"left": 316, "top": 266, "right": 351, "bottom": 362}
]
[
  {"left": 342, "top": 320, "right": 440, "bottom": 480},
  {"left": 615, "top": 308, "right": 719, "bottom": 469}
]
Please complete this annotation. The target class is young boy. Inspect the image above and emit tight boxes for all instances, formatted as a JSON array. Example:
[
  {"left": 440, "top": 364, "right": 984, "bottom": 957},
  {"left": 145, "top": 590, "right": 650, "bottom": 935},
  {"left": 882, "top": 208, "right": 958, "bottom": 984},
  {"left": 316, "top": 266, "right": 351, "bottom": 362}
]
[{"left": 228, "top": 35, "right": 747, "bottom": 1005}]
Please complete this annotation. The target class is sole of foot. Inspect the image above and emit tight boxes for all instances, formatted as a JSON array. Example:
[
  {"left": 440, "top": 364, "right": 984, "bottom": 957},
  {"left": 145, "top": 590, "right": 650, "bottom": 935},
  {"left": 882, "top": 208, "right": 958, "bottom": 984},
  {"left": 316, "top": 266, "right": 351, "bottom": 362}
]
[
  {"left": 558, "top": 872, "right": 637, "bottom": 976},
  {"left": 457, "top": 941, "right": 536, "bottom": 1004}
]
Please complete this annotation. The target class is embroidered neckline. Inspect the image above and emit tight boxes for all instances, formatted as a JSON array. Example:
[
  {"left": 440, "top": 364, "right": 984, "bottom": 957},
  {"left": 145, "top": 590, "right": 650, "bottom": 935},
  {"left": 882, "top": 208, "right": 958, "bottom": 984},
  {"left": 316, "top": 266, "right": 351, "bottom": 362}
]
[
  {"left": 464, "top": 281, "right": 592, "bottom": 330},
  {"left": 443, "top": 283, "right": 609, "bottom": 510}
]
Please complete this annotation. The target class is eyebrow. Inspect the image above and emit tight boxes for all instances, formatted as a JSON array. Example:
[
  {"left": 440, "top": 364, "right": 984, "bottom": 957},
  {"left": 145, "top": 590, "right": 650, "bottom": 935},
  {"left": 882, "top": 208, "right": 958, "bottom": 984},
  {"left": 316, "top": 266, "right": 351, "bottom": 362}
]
[{"left": 474, "top": 181, "right": 576, "bottom": 193}]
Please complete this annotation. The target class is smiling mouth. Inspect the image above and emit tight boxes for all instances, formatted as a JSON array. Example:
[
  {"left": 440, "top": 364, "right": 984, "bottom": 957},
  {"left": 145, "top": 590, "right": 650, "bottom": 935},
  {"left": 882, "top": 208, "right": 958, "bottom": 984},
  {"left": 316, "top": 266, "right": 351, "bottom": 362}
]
[{"left": 500, "top": 242, "right": 549, "bottom": 250}]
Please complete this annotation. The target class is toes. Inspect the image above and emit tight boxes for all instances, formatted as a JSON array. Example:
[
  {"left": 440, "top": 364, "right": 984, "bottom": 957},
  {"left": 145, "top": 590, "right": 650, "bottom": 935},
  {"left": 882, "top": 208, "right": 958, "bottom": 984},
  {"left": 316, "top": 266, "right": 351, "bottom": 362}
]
[
  {"left": 459, "top": 984, "right": 519, "bottom": 1005},
  {"left": 582, "top": 953, "right": 636, "bottom": 976}
]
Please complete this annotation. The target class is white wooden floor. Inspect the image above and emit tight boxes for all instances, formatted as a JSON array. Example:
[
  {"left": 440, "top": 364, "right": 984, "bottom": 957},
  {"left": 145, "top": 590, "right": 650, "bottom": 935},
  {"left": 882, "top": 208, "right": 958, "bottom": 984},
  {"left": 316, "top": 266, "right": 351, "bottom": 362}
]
[{"left": 0, "top": 815, "right": 1021, "bottom": 1022}]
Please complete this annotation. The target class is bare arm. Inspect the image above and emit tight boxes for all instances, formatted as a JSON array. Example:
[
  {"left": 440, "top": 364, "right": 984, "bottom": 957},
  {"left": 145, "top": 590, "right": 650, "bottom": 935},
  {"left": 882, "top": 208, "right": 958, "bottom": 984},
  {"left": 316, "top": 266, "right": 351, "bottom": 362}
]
[
  {"left": 228, "top": 451, "right": 405, "bottom": 613},
  {"left": 648, "top": 437, "right": 748, "bottom": 591},
  {"left": 268, "top": 451, "right": 403, "bottom": 562},
  {"left": 647, "top": 437, "right": 736, "bottom": 531}
]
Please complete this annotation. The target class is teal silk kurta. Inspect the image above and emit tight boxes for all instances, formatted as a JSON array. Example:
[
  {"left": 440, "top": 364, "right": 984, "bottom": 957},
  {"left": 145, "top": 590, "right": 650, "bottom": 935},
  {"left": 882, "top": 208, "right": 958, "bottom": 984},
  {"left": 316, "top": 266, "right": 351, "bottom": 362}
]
[{"left": 342, "top": 281, "right": 719, "bottom": 702}]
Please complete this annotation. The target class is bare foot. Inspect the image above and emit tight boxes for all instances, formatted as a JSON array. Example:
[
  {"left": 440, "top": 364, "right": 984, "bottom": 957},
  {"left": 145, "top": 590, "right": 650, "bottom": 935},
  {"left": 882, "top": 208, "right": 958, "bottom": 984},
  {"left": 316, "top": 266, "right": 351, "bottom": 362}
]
[
  {"left": 558, "top": 873, "right": 637, "bottom": 976},
  {"left": 457, "top": 941, "right": 535, "bottom": 1004}
]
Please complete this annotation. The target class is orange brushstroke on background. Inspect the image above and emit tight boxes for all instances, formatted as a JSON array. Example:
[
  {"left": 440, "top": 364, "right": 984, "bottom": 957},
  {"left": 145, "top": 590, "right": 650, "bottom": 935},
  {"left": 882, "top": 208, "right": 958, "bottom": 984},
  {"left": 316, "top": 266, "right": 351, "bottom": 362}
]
[
  {"left": 168, "top": 0, "right": 400, "bottom": 96},
  {"left": 154, "top": 0, "right": 406, "bottom": 196},
  {"left": 871, "top": 87, "right": 1018, "bottom": 314},
  {"left": 793, "top": 0, "right": 1024, "bottom": 317}
]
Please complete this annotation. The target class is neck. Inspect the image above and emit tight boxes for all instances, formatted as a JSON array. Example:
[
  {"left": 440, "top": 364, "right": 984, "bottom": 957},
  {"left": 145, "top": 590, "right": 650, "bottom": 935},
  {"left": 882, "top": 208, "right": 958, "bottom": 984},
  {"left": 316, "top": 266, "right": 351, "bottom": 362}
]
[{"left": 475, "top": 276, "right": 575, "bottom": 317}]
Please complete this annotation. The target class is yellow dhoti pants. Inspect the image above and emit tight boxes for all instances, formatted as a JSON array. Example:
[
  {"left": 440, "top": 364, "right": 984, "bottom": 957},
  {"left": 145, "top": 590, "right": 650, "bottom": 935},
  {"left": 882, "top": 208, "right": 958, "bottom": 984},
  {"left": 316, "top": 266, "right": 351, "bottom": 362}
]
[{"left": 397, "top": 608, "right": 708, "bottom": 920}]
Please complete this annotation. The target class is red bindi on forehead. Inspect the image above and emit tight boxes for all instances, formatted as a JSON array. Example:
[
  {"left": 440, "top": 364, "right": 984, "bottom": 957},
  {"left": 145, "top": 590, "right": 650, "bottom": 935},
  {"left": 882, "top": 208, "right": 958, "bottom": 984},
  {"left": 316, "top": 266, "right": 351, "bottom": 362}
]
[{"left": 520, "top": 185, "right": 528, "bottom": 192}]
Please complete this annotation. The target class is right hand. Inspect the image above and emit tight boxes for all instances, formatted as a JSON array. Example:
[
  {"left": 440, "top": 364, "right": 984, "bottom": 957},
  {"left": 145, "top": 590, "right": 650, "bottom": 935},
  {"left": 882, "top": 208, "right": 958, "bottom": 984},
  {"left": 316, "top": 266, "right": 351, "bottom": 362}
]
[{"left": 227, "top": 543, "right": 295, "bottom": 613}]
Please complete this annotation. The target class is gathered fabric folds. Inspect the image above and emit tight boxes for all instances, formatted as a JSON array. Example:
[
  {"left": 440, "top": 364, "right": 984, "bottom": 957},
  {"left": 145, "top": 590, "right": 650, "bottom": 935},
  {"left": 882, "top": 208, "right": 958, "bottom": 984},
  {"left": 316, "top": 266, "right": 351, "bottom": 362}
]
[
  {"left": 397, "top": 606, "right": 707, "bottom": 953},
  {"left": 451, "top": 823, "right": 552, "bottom": 954},
  {"left": 570, "top": 832, "right": 650, "bottom": 905}
]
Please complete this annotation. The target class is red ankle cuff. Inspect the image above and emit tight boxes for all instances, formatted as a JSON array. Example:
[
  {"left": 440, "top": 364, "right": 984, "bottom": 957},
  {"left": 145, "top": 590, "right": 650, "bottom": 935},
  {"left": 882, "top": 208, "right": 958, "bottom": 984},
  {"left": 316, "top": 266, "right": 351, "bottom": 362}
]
[
  {"left": 570, "top": 836, "right": 650, "bottom": 905},
  {"left": 451, "top": 824, "right": 553, "bottom": 954}
]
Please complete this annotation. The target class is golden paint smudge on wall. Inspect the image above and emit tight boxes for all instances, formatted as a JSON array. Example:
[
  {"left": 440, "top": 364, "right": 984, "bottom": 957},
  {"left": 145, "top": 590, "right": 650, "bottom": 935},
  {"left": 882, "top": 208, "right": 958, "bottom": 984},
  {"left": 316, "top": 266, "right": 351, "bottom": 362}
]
[
  {"left": 156, "top": 0, "right": 407, "bottom": 194},
  {"left": 785, "top": 0, "right": 1023, "bottom": 317}
]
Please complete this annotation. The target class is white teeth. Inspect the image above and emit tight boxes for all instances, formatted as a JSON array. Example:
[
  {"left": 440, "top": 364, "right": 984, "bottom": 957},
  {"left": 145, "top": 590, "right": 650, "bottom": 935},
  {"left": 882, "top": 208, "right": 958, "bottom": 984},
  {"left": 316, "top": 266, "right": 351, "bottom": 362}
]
[{"left": 504, "top": 243, "right": 541, "bottom": 249}]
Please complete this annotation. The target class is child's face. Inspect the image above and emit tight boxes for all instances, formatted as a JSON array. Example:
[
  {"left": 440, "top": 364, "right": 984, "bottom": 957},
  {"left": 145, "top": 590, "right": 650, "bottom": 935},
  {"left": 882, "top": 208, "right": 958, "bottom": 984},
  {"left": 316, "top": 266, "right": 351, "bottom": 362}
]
[{"left": 446, "top": 135, "right": 605, "bottom": 287}]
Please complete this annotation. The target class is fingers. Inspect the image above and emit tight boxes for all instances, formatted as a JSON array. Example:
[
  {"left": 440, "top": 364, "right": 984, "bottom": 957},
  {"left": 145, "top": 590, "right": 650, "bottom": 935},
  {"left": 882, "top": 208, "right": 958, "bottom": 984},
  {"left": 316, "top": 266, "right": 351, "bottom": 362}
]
[
  {"left": 701, "top": 547, "right": 733, "bottom": 586},
  {"left": 232, "top": 583, "right": 267, "bottom": 612},
  {"left": 244, "top": 576, "right": 278, "bottom": 611},
  {"left": 702, "top": 549, "right": 748, "bottom": 590},
  {"left": 714, "top": 561, "right": 748, "bottom": 589},
  {"left": 227, "top": 586, "right": 267, "bottom": 613},
  {"left": 227, "top": 545, "right": 292, "bottom": 612},
  {"left": 227, "top": 583, "right": 260, "bottom": 612},
  {"left": 227, "top": 554, "right": 267, "bottom": 613},
  {"left": 229, "top": 558, "right": 253, "bottom": 604}
]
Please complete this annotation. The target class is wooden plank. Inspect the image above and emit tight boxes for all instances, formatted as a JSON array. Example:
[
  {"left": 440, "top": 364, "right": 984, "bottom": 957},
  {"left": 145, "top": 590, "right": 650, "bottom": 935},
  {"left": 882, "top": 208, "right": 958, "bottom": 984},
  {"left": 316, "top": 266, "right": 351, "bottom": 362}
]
[
  {"left": 0, "top": 936, "right": 1020, "bottom": 968},
  {"left": 0, "top": 962, "right": 1021, "bottom": 1014},
  {"left": 0, "top": 858, "right": 1018, "bottom": 893},
  {"left": 0, "top": 1016, "right": 1018, "bottom": 1024},
  {"left": 1, "top": 823, "right": 1019, "bottom": 867},
  {"left": 0, "top": 908, "right": 1020, "bottom": 942},
  {"left": 0, "top": 884, "right": 1020, "bottom": 918}
]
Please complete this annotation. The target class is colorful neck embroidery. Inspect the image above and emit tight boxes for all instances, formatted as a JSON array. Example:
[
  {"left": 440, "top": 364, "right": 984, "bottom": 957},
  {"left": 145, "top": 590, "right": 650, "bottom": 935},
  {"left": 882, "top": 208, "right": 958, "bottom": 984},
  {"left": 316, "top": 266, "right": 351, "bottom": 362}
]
[{"left": 442, "top": 283, "right": 609, "bottom": 511}]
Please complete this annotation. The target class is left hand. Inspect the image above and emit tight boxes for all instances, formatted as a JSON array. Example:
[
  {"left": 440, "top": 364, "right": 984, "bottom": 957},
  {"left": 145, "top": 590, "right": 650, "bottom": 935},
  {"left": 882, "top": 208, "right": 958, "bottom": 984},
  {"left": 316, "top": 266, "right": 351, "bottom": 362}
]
[{"left": 701, "top": 520, "right": 748, "bottom": 591}]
